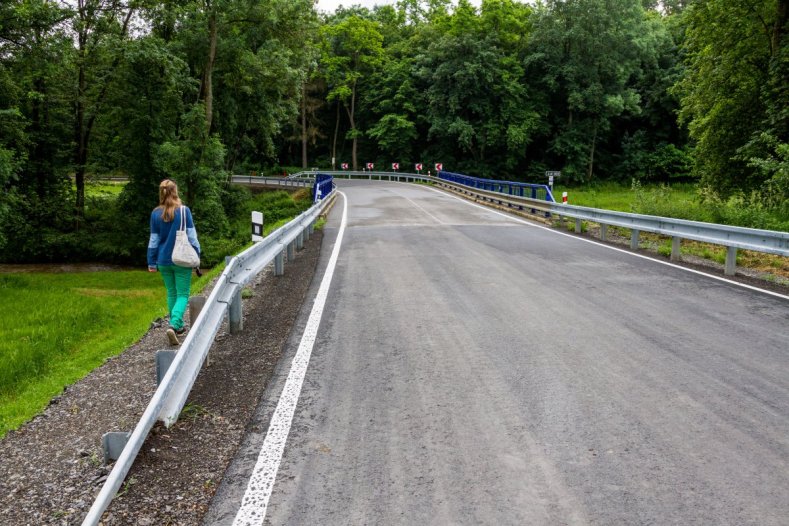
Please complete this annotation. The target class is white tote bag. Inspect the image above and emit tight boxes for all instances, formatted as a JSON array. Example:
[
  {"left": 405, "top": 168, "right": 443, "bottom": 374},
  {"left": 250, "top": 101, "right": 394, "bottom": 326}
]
[{"left": 171, "top": 206, "right": 200, "bottom": 268}]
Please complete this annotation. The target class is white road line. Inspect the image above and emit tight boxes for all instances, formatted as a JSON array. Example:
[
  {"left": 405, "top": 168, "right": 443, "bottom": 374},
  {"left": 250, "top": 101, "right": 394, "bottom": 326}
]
[
  {"left": 232, "top": 192, "right": 348, "bottom": 526},
  {"left": 428, "top": 186, "right": 789, "bottom": 301},
  {"left": 384, "top": 187, "right": 447, "bottom": 225}
]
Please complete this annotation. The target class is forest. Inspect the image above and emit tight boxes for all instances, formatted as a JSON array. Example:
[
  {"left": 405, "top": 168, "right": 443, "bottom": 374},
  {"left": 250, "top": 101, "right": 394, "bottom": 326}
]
[{"left": 0, "top": 0, "right": 786, "bottom": 265}]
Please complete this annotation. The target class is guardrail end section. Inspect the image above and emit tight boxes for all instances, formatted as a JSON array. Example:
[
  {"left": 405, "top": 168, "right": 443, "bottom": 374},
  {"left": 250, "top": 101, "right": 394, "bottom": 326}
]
[
  {"left": 102, "top": 431, "right": 131, "bottom": 464},
  {"left": 156, "top": 350, "right": 178, "bottom": 386}
]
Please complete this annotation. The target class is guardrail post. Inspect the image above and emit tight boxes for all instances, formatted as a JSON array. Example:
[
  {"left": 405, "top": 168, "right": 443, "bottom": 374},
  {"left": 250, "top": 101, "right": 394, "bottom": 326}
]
[
  {"left": 189, "top": 296, "right": 206, "bottom": 326},
  {"left": 575, "top": 218, "right": 582, "bottom": 234},
  {"left": 631, "top": 229, "right": 640, "bottom": 250},
  {"left": 156, "top": 350, "right": 177, "bottom": 385},
  {"left": 309, "top": 221, "right": 315, "bottom": 235},
  {"left": 600, "top": 224, "right": 608, "bottom": 241},
  {"left": 229, "top": 290, "right": 243, "bottom": 334},
  {"left": 671, "top": 237, "right": 681, "bottom": 262},
  {"left": 296, "top": 230, "right": 304, "bottom": 250},
  {"left": 102, "top": 432, "right": 131, "bottom": 464},
  {"left": 275, "top": 250, "right": 285, "bottom": 276},
  {"left": 725, "top": 246, "right": 737, "bottom": 276},
  {"left": 287, "top": 241, "right": 295, "bottom": 261}
]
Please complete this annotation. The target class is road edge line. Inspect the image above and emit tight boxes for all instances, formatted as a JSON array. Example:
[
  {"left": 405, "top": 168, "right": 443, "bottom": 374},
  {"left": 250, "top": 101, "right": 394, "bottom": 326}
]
[{"left": 232, "top": 191, "right": 348, "bottom": 525}]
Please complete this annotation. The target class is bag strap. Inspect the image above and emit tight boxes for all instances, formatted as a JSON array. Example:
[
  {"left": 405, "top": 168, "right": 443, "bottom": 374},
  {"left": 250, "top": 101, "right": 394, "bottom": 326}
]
[{"left": 179, "top": 206, "right": 186, "bottom": 232}]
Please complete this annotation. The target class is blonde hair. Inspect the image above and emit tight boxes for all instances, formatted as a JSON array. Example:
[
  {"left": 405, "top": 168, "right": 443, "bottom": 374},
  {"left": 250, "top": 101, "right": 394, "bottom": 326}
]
[{"left": 158, "top": 179, "right": 182, "bottom": 222}]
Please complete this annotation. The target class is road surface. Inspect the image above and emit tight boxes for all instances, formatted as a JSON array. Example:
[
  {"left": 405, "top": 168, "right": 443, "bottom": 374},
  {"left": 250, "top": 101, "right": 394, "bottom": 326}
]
[{"left": 207, "top": 180, "right": 789, "bottom": 525}]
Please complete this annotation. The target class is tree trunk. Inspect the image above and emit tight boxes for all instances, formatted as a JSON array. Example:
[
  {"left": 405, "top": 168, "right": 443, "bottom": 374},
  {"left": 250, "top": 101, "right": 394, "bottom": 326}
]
[
  {"left": 199, "top": 6, "right": 218, "bottom": 133},
  {"left": 349, "top": 81, "right": 357, "bottom": 170},
  {"left": 587, "top": 121, "right": 598, "bottom": 181},
  {"left": 772, "top": 0, "right": 787, "bottom": 56},
  {"left": 74, "top": 15, "right": 88, "bottom": 226},
  {"left": 332, "top": 99, "right": 340, "bottom": 169},
  {"left": 73, "top": 2, "right": 134, "bottom": 226},
  {"left": 301, "top": 82, "right": 308, "bottom": 169}
]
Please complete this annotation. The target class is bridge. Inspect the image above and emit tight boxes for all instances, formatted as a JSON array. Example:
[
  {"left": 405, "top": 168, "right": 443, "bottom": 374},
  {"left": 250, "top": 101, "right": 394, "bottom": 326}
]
[{"left": 201, "top": 179, "right": 788, "bottom": 524}]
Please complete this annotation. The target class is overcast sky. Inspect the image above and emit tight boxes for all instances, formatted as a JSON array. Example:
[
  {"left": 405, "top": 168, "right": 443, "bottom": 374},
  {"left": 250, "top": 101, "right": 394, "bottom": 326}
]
[{"left": 315, "top": 0, "right": 483, "bottom": 14}]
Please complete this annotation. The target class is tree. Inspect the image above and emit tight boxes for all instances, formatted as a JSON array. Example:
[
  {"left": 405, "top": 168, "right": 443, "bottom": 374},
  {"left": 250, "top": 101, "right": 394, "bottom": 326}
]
[
  {"left": 676, "top": 0, "right": 788, "bottom": 197},
  {"left": 71, "top": 0, "right": 138, "bottom": 223},
  {"left": 321, "top": 15, "right": 384, "bottom": 170},
  {"left": 413, "top": 0, "right": 538, "bottom": 176},
  {"left": 527, "top": 0, "right": 658, "bottom": 183}
]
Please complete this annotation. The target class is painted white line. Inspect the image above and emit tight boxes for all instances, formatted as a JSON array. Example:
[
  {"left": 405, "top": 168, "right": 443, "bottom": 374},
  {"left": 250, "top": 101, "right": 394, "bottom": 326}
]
[
  {"left": 428, "top": 185, "right": 789, "bottom": 301},
  {"left": 232, "top": 192, "right": 348, "bottom": 526},
  {"left": 385, "top": 187, "right": 447, "bottom": 225}
]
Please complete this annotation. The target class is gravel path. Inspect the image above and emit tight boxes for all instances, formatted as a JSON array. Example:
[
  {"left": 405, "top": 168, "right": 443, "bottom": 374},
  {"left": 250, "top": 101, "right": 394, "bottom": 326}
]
[{"left": 0, "top": 231, "right": 323, "bottom": 526}]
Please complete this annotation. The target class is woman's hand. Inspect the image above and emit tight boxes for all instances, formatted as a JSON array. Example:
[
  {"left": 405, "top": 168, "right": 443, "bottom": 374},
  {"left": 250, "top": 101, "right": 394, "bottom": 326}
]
[{"left": 148, "top": 266, "right": 157, "bottom": 272}]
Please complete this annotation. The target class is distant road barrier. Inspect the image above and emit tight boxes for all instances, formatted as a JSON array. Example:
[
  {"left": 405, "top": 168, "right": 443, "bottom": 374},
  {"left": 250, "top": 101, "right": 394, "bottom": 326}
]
[{"left": 82, "top": 179, "right": 336, "bottom": 526}]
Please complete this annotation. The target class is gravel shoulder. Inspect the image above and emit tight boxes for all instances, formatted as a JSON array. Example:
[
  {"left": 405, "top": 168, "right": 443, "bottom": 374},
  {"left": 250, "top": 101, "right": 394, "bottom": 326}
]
[{"left": 0, "top": 230, "right": 323, "bottom": 526}]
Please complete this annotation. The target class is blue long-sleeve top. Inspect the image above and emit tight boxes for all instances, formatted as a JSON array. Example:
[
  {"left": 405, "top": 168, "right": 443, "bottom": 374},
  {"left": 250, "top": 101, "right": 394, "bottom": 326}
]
[{"left": 147, "top": 206, "right": 201, "bottom": 268}]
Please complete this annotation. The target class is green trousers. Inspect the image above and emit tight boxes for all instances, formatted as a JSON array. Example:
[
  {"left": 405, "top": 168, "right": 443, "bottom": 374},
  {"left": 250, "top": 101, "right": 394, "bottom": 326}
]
[{"left": 158, "top": 265, "right": 192, "bottom": 331}]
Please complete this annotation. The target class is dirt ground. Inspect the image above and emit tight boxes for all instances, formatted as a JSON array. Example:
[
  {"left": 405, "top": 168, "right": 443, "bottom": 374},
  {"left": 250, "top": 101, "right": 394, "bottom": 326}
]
[{"left": 0, "top": 230, "right": 323, "bottom": 526}]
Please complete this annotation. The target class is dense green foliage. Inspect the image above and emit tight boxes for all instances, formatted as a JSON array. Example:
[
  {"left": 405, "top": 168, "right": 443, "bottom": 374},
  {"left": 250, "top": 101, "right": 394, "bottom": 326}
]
[{"left": 0, "top": 0, "right": 786, "bottom": 265}]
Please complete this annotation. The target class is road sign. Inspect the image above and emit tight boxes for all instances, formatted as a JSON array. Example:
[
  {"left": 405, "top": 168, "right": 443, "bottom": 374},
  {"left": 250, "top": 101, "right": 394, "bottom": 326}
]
[
  {"left": 366, "top": 163, "right": 374, "bottom": 170},
  {"left": 435, "top": 163, "right": 443, "bottom": 171},
  {"left": 415, "top": 163, "right": 423, "bottom": 171},
  {"left": 341, "top": 163, "right": 349, "bottom": 170},
  {"left": 392, "top": 163, "right": 399, "bottom": 170},
  {"left": 251, "top": 211, "right": 264, "bottom": 242},
  {"left": 545, "top": 170, "right": 561, "bottom": 177}
]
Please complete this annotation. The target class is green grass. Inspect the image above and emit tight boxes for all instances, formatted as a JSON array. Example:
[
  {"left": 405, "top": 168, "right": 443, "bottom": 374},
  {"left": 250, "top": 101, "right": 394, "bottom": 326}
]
[
  {"left": 83, "top": 180, "right": 127, "bottom": 198},
  {"left": 0, "top": 271, "right": 163, "bottom": 436},
  {"left": 554, "top": 181, "right": 789, "bottom": 231},
  {"left": 554, "top": 182, "right": 698, "bottom": 213},
  {"left": 554, "top": 182, "right": 643, "bottom": 211},
  {"left": 0, "top": 187, "right": 313, "bottom": 438},
  {"left": 0, "top": 263, "right": 226, "bottom": 438}
]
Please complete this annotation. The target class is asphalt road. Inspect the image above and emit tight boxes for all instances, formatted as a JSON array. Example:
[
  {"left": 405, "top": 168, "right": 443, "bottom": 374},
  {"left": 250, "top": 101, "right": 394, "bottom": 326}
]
[{"left": 207, "top": 180, "right": 789, "bottom": 525}]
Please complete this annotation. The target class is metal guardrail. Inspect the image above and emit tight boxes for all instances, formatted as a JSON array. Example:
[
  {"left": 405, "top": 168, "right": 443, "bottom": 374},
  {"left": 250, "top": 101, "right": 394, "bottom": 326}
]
[
  {"left": 82, "top": 182, "right": 337, "bottom": 525},
  {"left": 438, "top": 170, "right": 555, "bottom": 202},
  {"left": 432, "top": 177, "right": 789, "bottom": 276},
  {"left": 289, "top": 169, "right": 432, "bottom": 183},
  {"left": 230, "top": 174, "right": 313, "bottom": 188}
]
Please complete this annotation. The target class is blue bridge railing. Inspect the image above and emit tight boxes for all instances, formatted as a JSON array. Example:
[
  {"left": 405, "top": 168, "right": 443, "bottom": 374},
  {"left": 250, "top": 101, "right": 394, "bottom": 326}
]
[
  {"left": 437, "top": 171, "right": 555, "bottom": 203},
  {"left": 313, "top": 173, "right": 334, "bottom": 203}
]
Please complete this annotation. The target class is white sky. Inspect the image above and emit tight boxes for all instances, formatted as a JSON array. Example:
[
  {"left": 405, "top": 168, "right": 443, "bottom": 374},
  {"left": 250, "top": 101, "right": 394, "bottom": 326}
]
[{"left": 315, "top": 0, "right": 483, "bottom": 14}]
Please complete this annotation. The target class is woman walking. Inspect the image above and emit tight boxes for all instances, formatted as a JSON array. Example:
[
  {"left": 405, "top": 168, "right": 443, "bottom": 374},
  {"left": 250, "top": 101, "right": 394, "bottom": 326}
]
[{"left": 147, "top": 179, "right": 201, "bottom": 346}]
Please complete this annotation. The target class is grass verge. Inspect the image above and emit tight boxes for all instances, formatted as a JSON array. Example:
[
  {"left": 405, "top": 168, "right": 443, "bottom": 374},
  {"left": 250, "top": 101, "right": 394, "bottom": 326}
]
[
  {"left": 0, "top": 188, "right": 313, "bottom": 438},
  {"left": 0, "top": 271, "right": 163, "bottom": 437}
]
